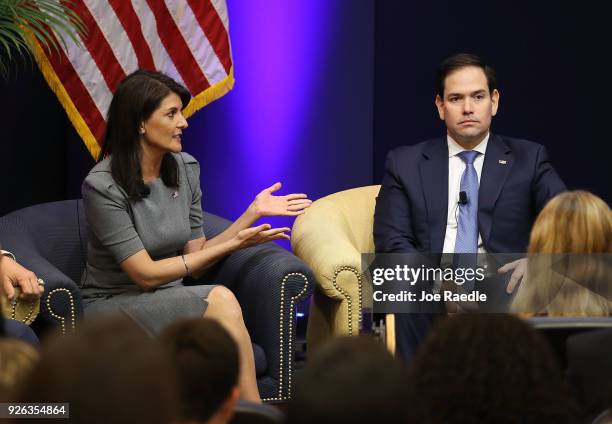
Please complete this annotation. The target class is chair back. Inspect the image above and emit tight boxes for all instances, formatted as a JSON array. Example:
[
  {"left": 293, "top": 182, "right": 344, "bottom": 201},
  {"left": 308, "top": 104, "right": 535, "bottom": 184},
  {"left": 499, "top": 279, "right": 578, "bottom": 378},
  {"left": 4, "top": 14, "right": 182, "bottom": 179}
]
[
  {"left": 0, "top": 200, "right": 88, "bottom": 283},
  {"left": 529, "top": 317, "right": 612, "bottom": 368}
]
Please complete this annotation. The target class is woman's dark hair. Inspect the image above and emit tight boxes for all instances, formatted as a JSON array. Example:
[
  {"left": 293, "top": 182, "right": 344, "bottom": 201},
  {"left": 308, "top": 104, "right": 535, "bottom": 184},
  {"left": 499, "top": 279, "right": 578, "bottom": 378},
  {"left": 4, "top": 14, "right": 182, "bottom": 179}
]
[
  {"left": 407, "top": 313, "right": 575, "bottom": 424},
  {"left": 437, "top": 53, "right": 497, "bottom": 97},
  {"left": 100, "top": 69, "right": 191, "bottom": 200}
]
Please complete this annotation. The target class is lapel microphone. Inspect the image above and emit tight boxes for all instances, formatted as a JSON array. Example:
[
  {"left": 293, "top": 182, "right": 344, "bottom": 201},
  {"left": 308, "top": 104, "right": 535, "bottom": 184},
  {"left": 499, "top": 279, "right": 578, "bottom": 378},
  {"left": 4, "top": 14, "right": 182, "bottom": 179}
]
[
  {"left": 139, "top": 185, "right": 151, "bottom": 198},
  {"left": 458, "top": 191, "right": 468, "bottom": 205}
]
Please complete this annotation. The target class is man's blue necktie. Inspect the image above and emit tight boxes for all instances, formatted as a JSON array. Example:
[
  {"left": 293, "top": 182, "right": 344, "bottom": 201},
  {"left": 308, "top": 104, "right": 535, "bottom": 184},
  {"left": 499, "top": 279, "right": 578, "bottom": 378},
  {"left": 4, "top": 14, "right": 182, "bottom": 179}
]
[{"left": 454, "top": 150, "right": 480, "bottom": 291}]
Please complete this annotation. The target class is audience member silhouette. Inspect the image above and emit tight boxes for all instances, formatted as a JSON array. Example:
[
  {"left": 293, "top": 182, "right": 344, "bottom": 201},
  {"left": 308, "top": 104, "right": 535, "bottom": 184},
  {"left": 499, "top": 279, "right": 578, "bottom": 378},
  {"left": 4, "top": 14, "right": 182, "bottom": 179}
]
[
  {"left": 512, "top": 191, "right": 611, "bottom": 316},
  {"left": 160, "top": 318, "right": 240, "bottom": 424},
  {"left": 16, "top": 315, "right": 178, "bottom": 424},
  {"left": 287, "top": 335, "right": 410, "bottom": 424},
  {"left": 0, "top": 338, "right": 38, "bottom": 402},
  {"left": 407, "top": 313, "right": 575, "bottom": 423}
]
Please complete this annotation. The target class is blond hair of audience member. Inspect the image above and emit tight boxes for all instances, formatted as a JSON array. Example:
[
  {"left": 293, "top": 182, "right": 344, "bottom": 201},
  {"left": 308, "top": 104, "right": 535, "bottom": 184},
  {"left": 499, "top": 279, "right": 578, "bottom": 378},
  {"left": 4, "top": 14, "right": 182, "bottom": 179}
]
[
  {"left": 512, "top": 191, "right": 612, "bottom": 316},
  {"left": 0, "top": 339, "right": 38, "bottom": 401}
]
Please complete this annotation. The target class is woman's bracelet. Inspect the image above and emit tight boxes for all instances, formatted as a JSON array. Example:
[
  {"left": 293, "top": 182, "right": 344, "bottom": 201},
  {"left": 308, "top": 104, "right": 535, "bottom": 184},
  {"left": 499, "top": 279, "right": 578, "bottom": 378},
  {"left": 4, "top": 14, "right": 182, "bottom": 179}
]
[{"left": 181, "top": 254, "right": 191, "bottom": 277}]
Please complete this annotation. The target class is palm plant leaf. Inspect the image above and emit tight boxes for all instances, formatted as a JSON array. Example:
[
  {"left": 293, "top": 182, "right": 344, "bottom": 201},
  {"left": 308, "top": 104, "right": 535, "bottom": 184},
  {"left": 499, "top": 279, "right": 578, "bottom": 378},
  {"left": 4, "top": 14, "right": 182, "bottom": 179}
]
[{"left": 0, "top": 0, "right": 85, "bottom": 78}]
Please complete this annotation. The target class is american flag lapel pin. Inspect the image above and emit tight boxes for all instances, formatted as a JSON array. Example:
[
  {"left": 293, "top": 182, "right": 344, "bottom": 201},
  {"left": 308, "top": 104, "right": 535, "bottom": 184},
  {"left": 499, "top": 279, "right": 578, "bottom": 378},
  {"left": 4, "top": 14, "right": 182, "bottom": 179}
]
[{"left": 498, "top": 159, "right": 507, "bottom": 165}]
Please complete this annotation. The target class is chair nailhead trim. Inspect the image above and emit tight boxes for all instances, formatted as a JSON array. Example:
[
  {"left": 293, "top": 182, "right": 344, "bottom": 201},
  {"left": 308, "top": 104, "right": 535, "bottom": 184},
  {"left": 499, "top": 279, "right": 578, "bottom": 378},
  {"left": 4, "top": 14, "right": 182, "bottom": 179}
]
[
  {"left": 261, "top": 272, "right": 309, "bottom": 402},
  {"left": 331, "top": 266, "right": 363, "bottom": 336},
  {"left": 46, "top": 288, "right": 76, "bottom": 335},
  {"left": 9, "top": 298, "right": 37, "bottom": 323}
]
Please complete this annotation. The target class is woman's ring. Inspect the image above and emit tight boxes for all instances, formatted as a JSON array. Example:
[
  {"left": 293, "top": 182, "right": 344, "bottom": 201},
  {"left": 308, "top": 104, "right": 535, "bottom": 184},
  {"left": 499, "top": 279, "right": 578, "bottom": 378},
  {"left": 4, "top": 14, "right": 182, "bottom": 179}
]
[{"left": 37, "top": 278, "right": 45, "bottom": 286}]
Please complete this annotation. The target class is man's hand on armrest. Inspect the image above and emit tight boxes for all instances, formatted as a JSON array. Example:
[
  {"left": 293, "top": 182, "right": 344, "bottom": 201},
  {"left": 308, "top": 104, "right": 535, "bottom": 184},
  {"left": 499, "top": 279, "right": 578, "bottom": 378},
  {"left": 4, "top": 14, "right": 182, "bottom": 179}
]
[
  {"left": 498, "top": 258, "right": 528, "bottom": 294},
  {"left": 1, "top": 251, "right": 44, "bottom": 301}
]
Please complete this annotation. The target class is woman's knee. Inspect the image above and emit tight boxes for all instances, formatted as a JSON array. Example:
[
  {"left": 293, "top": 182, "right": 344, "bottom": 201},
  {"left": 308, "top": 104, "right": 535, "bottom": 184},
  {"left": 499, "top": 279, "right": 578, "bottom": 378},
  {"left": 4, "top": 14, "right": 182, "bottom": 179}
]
[{"left": 207, "top": 286, "right": 243, "bottom": 321}]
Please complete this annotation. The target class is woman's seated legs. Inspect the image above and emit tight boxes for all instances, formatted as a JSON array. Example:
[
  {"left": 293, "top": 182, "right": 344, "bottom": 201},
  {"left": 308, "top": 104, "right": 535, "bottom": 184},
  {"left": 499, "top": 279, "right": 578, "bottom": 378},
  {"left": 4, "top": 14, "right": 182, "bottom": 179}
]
[{"left": 205, "top": 286, "right": 260, "bottom": 402}]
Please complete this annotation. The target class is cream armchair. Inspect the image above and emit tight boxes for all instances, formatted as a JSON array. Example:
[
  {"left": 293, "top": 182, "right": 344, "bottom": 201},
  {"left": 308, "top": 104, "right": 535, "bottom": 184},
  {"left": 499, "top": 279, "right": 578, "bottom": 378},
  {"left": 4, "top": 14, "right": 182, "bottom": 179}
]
[{"left": 291, "top": 185, "right": 380, "bottom": 351}]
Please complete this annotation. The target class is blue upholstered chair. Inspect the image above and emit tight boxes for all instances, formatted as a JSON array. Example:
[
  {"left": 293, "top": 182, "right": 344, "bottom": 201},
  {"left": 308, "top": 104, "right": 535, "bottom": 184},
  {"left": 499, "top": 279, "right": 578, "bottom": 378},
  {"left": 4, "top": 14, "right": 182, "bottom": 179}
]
[{"left": 0, "top": 199, "right": 314, "bottom": 401}]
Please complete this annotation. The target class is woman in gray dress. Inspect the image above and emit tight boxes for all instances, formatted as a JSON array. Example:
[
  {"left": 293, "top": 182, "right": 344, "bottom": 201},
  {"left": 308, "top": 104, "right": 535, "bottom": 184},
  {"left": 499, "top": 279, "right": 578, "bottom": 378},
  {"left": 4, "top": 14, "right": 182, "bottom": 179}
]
[{"left": 80, "top": 70, "right": 311, "bottom": 402}]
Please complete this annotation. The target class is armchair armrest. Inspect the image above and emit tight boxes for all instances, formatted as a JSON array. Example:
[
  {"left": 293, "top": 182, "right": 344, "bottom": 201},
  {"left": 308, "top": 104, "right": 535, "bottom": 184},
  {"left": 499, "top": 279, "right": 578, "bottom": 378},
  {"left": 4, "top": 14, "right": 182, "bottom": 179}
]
[
  {"left": 0, "top": 214, "right": 82, "bottom": 334},
  {"left": 211, "top": 243, "right": 312, "bottom": 401},
  {"left": 290, "top": 187, "right": 379, "bottom": 346},
  {"left": 292, "top": 200, "right": 367, "bottom": 298},
  {"left": 292, "top": 219, "right": 363, "bottom": 300},
  {"left": 18, "top": 252, "right": 82, "bottom": 335},
  {"left": 198, "top": 212, "right": 314, "bottom": 401}
]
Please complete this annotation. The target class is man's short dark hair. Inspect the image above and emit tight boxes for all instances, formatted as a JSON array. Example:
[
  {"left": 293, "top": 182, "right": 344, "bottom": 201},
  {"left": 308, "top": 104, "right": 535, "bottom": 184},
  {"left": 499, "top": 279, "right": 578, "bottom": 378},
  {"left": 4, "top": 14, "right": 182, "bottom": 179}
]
[
  {"left": 287, "top": 336, "right": 410, "bottom": 424},
  {"left": 160, "top": 318, "right": 239, "bottom": 423},
  {"left": 437, "top": 53, "right": 497, "bottom": 97}
]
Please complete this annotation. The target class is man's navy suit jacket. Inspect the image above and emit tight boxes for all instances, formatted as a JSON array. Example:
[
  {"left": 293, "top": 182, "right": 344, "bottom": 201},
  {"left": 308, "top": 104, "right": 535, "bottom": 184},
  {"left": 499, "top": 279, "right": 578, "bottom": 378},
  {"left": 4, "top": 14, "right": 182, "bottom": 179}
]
[{"left": 374, "top": 134, "right": 566, "bottom": 255}]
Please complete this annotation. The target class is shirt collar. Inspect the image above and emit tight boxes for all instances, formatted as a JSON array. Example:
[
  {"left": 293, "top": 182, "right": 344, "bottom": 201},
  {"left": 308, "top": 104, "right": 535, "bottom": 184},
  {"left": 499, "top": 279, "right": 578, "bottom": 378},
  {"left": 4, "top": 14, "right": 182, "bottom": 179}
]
[{"left": 447, "top": 132, "right": 489, "bottom": 158}]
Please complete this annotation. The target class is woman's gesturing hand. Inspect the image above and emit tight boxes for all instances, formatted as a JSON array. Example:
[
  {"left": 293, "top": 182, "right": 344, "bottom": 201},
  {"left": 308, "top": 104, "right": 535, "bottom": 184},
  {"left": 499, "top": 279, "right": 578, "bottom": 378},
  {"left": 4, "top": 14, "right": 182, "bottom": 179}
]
[
  {"left": 250, "top": 182, "right": 312, "bottom": 218},
  {"left": 231, "top": 224, "right": 291, "bottom": 250}
]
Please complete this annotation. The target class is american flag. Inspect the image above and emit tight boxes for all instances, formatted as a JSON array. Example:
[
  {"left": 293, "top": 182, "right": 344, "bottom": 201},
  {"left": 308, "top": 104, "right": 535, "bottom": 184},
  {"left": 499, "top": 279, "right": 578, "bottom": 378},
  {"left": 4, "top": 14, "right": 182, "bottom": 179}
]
[{"left": 31, "top": 0, "right": 233, "bottom": 159}]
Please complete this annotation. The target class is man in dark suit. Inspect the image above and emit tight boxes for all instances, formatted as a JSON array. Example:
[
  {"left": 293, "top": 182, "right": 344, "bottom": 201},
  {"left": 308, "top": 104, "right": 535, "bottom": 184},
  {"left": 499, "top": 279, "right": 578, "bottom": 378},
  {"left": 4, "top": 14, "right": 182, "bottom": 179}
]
[{"left": 373, "top": 53, "right": 566, "bottom": 361}]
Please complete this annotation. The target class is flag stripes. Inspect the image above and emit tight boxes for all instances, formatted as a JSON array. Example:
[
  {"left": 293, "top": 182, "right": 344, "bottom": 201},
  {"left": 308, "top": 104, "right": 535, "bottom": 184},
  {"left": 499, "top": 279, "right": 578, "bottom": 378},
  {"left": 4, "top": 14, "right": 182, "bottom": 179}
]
[
  {"left": 33, "top": 0, "right": 234, "bottom": 159},
  {"left": 71, "top": 0, "right": 126, "bottom": 91},
  {"left": 188, "top": 0, "right": 232, "bottom": 75},
  {"left": 108, "top": 0, "right": 156, "bottom": 70}
]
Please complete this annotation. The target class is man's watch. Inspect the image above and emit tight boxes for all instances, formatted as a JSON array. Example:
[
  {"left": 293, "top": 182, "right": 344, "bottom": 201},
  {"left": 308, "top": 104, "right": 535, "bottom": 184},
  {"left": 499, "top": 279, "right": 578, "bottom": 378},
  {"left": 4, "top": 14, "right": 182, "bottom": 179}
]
[{"left": 0, "top": 250, "right": 16, "bottom": 261}]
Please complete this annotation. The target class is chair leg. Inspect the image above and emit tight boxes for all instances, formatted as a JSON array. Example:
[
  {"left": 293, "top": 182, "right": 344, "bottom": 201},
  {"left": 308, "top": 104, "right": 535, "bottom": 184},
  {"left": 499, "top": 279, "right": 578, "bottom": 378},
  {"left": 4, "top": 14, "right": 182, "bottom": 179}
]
[{"left": 385, "top": 313, "right": 396, "bottom": 354}]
